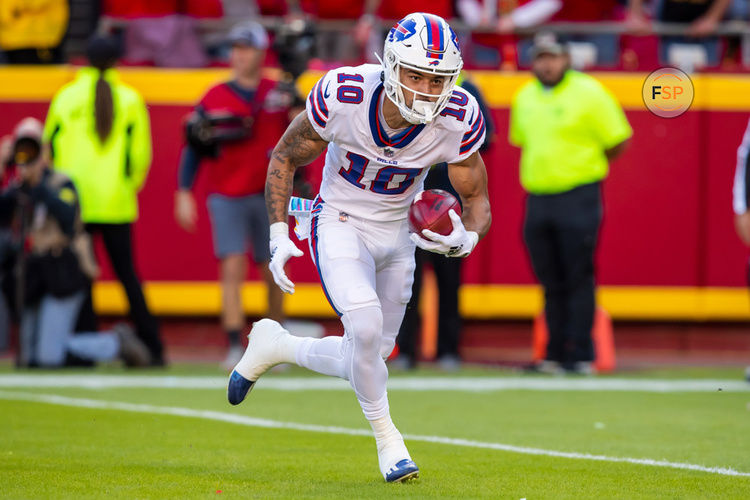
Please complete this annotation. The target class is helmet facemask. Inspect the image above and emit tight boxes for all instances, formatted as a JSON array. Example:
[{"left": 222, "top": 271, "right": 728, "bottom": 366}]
[{"left": 380, "top": 48, "right": 461, "bottom": 125}]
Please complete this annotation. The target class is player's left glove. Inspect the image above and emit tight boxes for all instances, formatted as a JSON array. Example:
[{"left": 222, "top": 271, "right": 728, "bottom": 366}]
[
  {"left": 269, "top": 222, "right": 304, "bottom": 294},
  {"left": 410, "top": 209, "right": 479, "bottom": 258}
]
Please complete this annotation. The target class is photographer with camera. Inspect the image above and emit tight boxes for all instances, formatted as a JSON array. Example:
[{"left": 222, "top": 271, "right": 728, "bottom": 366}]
[
  {"left": 0, "top": 118, "right": 151, "bottom": 368},
  {"left": 175, "top": 21, "right": 301, "bottom": 369}
]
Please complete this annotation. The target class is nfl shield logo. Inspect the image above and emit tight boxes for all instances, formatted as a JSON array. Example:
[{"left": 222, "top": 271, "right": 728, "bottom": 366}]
[{"left": 384, "top": 148, "right": 395, "bottom": 158}]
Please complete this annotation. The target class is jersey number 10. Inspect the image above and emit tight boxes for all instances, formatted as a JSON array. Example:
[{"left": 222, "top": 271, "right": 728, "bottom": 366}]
[{"left": 339, "top": 151, "right": 421, "bottom": 195}]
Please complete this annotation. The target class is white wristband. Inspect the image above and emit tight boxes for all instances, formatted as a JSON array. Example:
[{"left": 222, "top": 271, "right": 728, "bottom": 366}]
[
  {"left": 270, "top": 222, "right": 289, "bottom": 240},
  {"left": 467, "top": 231, "right": 479, "bottom": 252}
]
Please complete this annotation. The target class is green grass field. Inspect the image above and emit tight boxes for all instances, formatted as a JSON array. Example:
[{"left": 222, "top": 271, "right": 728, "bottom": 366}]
[{"left": 1, "top": 363, "right": 749, "bottom": 499}]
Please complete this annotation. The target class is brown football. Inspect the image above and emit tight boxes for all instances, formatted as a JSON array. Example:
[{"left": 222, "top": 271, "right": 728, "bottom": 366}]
[{"left": 408, "top": 189, "right": 462, "bottom": 238}]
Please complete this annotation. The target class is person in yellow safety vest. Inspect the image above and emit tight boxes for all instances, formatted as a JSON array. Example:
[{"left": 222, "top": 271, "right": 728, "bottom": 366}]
[
  {"left": 510, "top": 33, "right": 631, "bottom": 375},
  {"left": 0, "top": 0, "right": 69, "bottom": 64},
  {"left": 43, "top": 35, "right": 165, "bottom": 366}
]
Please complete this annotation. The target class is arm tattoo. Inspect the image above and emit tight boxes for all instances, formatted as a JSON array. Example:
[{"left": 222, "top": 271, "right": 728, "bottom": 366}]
[{"left": 265, "top": 113, "right": 327, "bottom": 224}]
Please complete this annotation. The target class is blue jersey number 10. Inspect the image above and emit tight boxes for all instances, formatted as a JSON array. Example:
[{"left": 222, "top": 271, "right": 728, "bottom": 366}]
[{"left": 338, "top": 151, "right": 421, "bottom": 195}]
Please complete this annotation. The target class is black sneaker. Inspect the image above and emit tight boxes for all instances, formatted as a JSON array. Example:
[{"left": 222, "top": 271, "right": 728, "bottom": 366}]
[{"left": 113, "top": 323, "right": 152, "bottom": 367}]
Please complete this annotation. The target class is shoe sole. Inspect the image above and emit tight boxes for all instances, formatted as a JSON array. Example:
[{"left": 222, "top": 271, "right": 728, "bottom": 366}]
[{"left": 388, "top": 470, "right": 419, "bottom": 483}]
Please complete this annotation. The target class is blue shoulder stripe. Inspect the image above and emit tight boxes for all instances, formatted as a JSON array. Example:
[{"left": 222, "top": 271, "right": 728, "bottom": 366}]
[
  {"left": 460, "top": 117, "right": 486, "bottom": 154},
  {"left": 462, "top": 110, "right": 483, "bottom": 141},
  {"left": 308, "top": 81, "right": 327, "bottom": 128},
  {"left": 315, "top": 79, "right": 329, "bottom": 118}
]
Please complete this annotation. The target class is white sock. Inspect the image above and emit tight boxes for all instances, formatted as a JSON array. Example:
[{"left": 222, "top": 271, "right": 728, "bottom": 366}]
[
  {"left": 369, "top": 415, "right": 403, "bottom": 449},
  {"left": 276, "top": 329, "right": 306, "bottom": 364},
  {"left": 370, "top": 415, "right": 410, "bottom": 476},
  {"left": 294, "top": 336, "right": 349, "bottom": 379}
]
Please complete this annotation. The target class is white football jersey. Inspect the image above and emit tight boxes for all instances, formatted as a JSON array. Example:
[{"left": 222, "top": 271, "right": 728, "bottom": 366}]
[{"left": 305, "top": 64, "right": 486, "bottom": 222}]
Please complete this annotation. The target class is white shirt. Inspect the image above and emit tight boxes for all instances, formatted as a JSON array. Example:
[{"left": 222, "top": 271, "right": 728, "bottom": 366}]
[
  {"left": 305, "top": 64, "right": 486, "bottom": 222},
  {"left": 733, "top": 117, "right": 750, "bottom": 215}
]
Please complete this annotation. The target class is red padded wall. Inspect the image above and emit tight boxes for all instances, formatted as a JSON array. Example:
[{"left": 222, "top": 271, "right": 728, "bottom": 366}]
[{"left": 2, "top": 101, "right": 748, "bottom": 287}]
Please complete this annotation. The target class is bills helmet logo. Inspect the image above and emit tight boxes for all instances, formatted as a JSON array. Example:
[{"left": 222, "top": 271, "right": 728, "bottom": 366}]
[
  {"left": 388, "top": 18, "right": 417, "bottom": 43},
  {"left": 421, "top": 14, "right": 447, "bottom": 61},
  {"left": 449, "top": 27, "right": 460, "bottom": 51}
]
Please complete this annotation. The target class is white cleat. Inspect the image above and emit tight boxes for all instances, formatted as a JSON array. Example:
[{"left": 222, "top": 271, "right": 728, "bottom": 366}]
[
  {"left": 227, "top": 319, "right": 291, "bottom": 405},
  {"left": 378, "top": 439, "right": 419, "bottom": 483}
]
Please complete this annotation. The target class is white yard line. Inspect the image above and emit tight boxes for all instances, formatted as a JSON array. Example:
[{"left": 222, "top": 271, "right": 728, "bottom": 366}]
[
  {"left": 0, "top": 374, "right": 747, "bottom": 392},
  {"left": 1, "top": 390, "right": 748, "bottom": 478}
]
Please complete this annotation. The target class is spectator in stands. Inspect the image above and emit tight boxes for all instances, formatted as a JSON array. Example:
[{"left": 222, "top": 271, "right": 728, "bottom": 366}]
[
  {"left": 0, "top": 118, "right": 151, "bottom": 368},
  {"left": 0, "top": 0, "right": 69, "bottom": 64},
  {"left": 627, "top": 0, "right": 732, "bottom": 67},
  {"left": 284, "top": 0, "right": 364, "bottom": 64},
  {"left": 354, "top": 0, "right": 455, "bottom": 62},
  {"left": 510, "top": 33, "right": 631, "bottom": 374},
  {"left": 43, "top": 35, "right": 166, "bottom": 366},
  {"left": 393, "top": 73, "right": 495, "bottom": 371},
  {"left": 458, "top": 0, "right": 621, "bottom": 69},
  {"left": 457, "top": 0, "right": 563, "bottom": 68},
  {"left": 175, "top": 22, "right": 294, "bottom": 369},
  {"left": 731, "top": 117, "right": 750, "bottom": 383},
  {"left": 103, "top": 0, "right": 221, "bottom": 67}
]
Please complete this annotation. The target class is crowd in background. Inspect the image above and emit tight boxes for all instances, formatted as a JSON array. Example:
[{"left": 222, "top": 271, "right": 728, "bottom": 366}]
[{"left": 1, "top": 1, "right": 750, "bottom": 71}]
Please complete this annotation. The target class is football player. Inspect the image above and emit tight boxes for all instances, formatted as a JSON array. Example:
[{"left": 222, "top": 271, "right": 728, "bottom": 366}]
[{"left": 227, "top": 12, "right": 492, "bottom": 482}]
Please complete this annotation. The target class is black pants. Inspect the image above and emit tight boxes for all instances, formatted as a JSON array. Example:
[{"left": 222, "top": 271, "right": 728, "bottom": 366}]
[
  {"left": 523, "top": 182, "right": 602, "bottom": 365},
  {"left": 77, "top": 223, "right": 164, "bottom": 363},
  {"left": 397, "top": 248, "right": 462, "bottom": 363}
]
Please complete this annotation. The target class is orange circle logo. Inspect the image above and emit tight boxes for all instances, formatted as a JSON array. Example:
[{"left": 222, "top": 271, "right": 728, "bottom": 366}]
[{"left": 642, "top": 68, "right": 694, "bottom": 118}]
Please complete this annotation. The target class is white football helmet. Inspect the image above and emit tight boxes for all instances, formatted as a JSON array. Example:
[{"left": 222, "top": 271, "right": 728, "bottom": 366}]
[{"left": 380, "top": 12, "right": 463, "bottom": 124}]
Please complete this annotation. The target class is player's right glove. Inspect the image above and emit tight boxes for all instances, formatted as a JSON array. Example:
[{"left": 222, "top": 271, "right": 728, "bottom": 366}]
[
  {"left": 269, "top": 222, "right": 304, "bottom": 294},
  {"left": 411, "top": 210, "right": 479, "bottom": 258}
]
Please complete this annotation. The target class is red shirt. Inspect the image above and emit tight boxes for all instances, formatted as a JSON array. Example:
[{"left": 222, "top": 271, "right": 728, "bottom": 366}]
[
  {"left": 256, "top": 0, "right": 288, "bottom": 16},
  {"left": 300, "top": 0, "right": 364, "bottom": 19},
  {"left": 103, "top": 0, "right": 222, "bottom": 17},
  {"left": 552, "top": 0, "right": 617, "bottom": 21},
  {"left": 103, "top": 0, "right": 177, "bottom": 17},
  {"left": 197, "top": 79, "right": 289, "bottom": 197},
  {"left": 377, "top": 0, "right": 453, "bottom": 20}
]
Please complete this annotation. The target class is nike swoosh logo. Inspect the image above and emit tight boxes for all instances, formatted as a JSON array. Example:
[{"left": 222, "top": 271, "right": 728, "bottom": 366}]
[{"left": 323, "top": 82, "right": 331, "bottom": 99}]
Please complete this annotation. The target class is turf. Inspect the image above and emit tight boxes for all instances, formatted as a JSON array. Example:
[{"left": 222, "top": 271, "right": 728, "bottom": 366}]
[{"left": 1, "top": 365, "right": 749, "bottom": 498}]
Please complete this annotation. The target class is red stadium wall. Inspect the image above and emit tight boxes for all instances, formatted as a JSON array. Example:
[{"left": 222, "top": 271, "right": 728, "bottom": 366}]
[
  {"left": 3, "top": 103, "right": 745, "bottom": 288},
  {"left": 1, "top": 68, "right": 749, "bottom": 319}
]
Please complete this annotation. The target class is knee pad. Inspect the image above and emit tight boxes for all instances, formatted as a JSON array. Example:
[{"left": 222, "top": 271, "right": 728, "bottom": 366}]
[
  {"left": 379, "top": 338, "right": 395, "bottom": 360},
  {"left": 343, "top": 306, "right": 383, "bottom": 353}
]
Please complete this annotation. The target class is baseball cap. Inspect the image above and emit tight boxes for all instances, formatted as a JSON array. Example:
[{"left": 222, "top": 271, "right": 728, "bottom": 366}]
[
  {"left": 227, "top": 21, "right": 269, "bottom": 50},
  {"left": 86, "top": 35, "right": 120, "bottom": 68},
  {"left": 531, "top": 32, "right": 568, "bottom": 58},
  {"left": 12, "top": 117, "right": 43, "bottom": 165}
]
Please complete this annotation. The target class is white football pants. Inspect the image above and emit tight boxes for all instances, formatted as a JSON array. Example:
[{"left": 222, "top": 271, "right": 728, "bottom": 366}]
[{"left": 295, "top": 197, "right": 415, "bottom": 420}]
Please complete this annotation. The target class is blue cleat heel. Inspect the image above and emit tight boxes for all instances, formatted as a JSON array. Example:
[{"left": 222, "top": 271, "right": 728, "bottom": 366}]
[
  {"left": 385, "top": 459, "right": 419, "bottom": 483},
  {"left": 227, "top": 370, "right": 255, "bottom": 405}
]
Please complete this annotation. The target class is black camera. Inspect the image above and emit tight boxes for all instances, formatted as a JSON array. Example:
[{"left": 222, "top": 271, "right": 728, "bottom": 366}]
[
  {"left": 184, "top": 109, "right": 254, "bottom": 158},
  {"left": 273, "top": 19, "right": 317, "bottom": 82}
]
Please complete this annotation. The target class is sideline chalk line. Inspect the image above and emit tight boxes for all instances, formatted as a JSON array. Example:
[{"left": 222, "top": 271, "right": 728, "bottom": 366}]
[{"left": 1, "top": 390, "right": 749, "bottom": 479}]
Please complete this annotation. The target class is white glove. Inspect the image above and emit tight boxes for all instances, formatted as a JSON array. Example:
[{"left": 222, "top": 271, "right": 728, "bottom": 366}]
[
  {"left": 269, "top": 222, "right": 304, "bottom": 294},
  {"left": 410, "top": 209, "right": 479, "bottom": 258}
]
